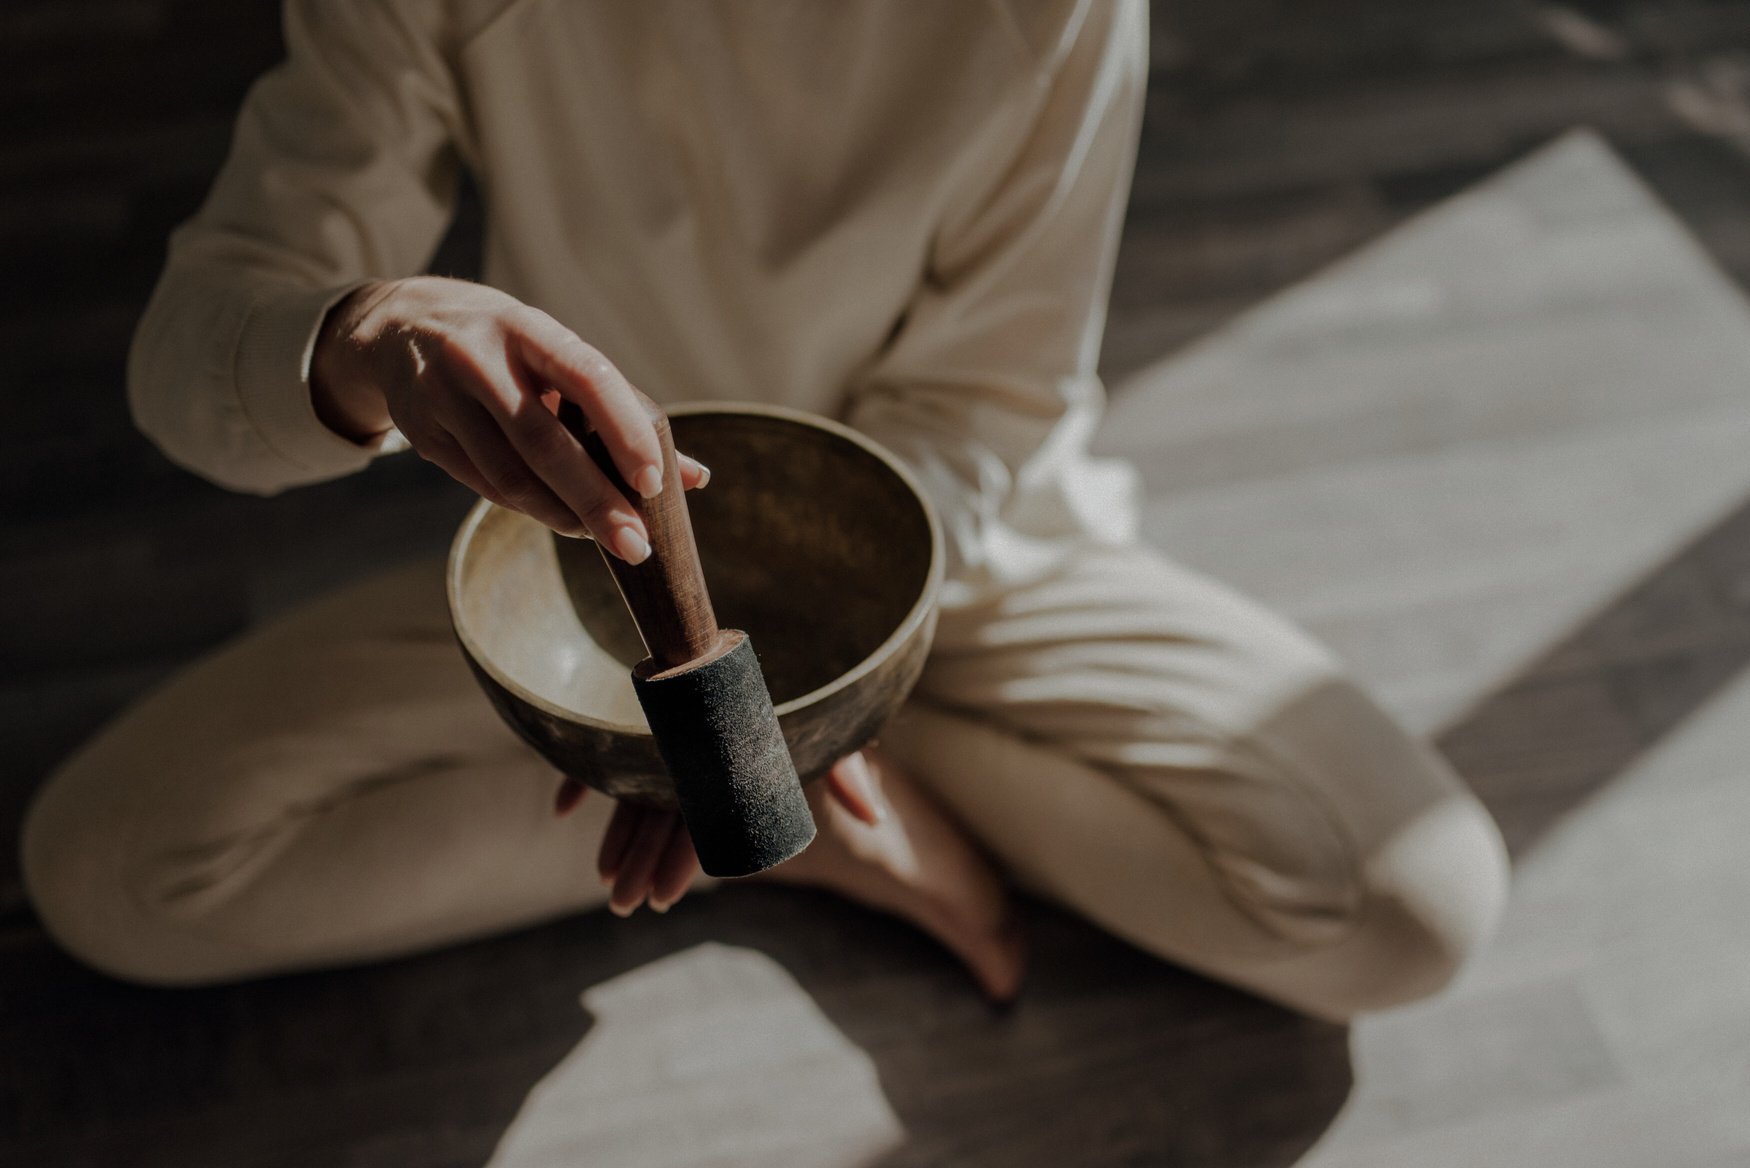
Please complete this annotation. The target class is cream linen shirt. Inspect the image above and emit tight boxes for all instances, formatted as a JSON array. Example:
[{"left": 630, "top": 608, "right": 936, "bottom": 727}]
[{"left": 128, "top": 0, "right": 1147, "bottom": 610}]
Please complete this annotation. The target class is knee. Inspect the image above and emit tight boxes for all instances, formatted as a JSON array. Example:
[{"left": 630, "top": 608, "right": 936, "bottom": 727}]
[
  {"left": 21, "top": 780, "right": 115, "bottom": 978},
  {"left": 1299, "top": 795, "right": 1511, "bottom": 1021},
  {"left": 1215, "top": 663, "right": 1512, "bottom": 1020},
  {"left": 19, "top": 772, "right": 202, "bottom": 987}
]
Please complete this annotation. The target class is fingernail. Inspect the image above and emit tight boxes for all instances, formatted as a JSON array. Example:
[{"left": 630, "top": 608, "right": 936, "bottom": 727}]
[
  {"left": 633, "top": 464, "right": 663, "bottom": 499},
  {"left": 685, "top": 457, "right": 711, "bottom": 488},
  {"left": 608, "top": 900, "right": 634, "bottom": 919},
  {"left": 612, "top": 525, "right": 651, "bottom": 564},
  {"left": 649, "top": 898, "right": 671, "bottom": 914}
]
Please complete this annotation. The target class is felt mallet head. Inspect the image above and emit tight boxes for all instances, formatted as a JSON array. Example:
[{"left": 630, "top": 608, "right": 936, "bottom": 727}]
[
  {"left": 563, "top": 396, "right": 816, "bottom": 877},
  {"left": 632, "top": 629, "right": 814, "bottom": 875}
]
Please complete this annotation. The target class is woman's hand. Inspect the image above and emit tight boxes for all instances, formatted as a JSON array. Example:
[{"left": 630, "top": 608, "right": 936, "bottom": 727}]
[
  {"left": 311, "top": 275, "right": 707, "bottom": 562},
  {"left": 555, "top": 750, "right": 887, "bottom": 916}
]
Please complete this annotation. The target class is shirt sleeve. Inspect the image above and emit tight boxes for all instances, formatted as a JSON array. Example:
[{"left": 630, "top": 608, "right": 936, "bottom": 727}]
[
  {"left": 838, "top": 0, "right": 1147, "bottom": 608},
  {"left": 127, "top": 0, "right": 461, "bottom": 495}
]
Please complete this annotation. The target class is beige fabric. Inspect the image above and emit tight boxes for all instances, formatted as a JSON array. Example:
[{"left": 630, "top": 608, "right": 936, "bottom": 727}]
[
  {"left": 43, "top": 0, "right": 1512, "bottom": 1019},
  {"left": 22, "top": 542, "right": 1508, "bottom": 1021},
  {"left": 127, "top": 0, "right": 1149, "bottom": 610}
]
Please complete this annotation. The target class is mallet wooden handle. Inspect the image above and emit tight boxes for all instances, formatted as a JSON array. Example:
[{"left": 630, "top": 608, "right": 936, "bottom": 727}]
[{"left": 558, "top": 396, "right": 722, "bottom": 670}]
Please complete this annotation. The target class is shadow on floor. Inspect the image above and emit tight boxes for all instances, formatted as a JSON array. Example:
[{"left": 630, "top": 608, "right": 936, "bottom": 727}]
[
  {"left": 1435, "top": 488, "right": 1750, "bottom": 857},
  {"left": 1, "top": 885, "right": 1351, "bottom": 1167}
]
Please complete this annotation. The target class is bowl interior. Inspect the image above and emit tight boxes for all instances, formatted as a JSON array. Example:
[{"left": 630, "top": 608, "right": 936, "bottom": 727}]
[{"left": 451, "top": 408, "right": 938, "bottom": 730}]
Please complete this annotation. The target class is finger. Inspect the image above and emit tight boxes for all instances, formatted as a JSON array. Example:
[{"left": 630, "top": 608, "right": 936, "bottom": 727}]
[
  {"left": 443, "top": 396, "right": 589, "bottom": 536},
  {"left": 677, "top": 452, "right": 711, "bottom": 492},
  {"left": 409, "top": 425, "right": 512, "bottom": 508},
  {"left": 554, "top": 775, "right": 587, "bottom": 817},
  {"left": 508, "top": 310, "right": 665, "bottom": 498},
  {"left": 488, "top": 373, "right": 655, "bottom": 556},
  {"left": 597, "top": 801, "right": 642, "bottom": 884},
  {"left": 609, "top": 811, "right": 680, "bottom": 917},
  {"left": 647, "top": 824, "right": 700, "bottom": 912},
  {"left": 825, "top": 751, "right": 885, "bottom": 827}
]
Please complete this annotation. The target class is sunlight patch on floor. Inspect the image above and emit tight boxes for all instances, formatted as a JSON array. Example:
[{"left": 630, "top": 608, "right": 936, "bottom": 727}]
[
  {"left": 486, "top": 943, "right": 904, "bottom": 1168},
  {"left": 1096, "top": 128, "right": 1750, "bottom": 735}
]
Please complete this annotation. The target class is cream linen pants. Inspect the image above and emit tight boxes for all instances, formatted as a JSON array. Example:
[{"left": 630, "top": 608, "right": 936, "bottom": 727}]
[{"left": 20, "top": 538, "right": 1508, "bottom": 1022}]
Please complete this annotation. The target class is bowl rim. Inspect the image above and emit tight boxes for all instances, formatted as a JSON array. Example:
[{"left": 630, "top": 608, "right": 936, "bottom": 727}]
[{"left": 446, "top": 399, "right": 946, "bottom": 734}]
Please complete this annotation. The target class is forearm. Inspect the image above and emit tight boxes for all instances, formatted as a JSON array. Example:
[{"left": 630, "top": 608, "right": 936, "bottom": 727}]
[
  {"left": 126, "top": 0, "right": 467, "bottom": 494},
  {"left": 841, "top": 0, "right": 1147, "bottom": 600}
]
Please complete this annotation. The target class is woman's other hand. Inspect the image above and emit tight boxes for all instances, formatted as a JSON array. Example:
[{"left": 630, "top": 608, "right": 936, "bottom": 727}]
[{"left": 560, "top": 749, "right": 886, "bottom": 917}]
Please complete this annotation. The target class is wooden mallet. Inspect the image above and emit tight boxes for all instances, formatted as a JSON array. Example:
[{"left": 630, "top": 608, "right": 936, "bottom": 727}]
[{"left": 558, "top": 395, "right": 816, "bottom": 877}]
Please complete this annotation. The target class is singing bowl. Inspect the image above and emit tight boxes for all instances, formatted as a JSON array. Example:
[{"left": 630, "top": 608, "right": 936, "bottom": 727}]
[{"left": 447, "top": 402, "right": 944, "bottom": 808}]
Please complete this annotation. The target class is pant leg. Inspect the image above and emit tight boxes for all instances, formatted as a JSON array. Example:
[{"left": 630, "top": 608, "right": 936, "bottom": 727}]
[
  {"left": 22, "top": 539, "right": 1508, "bottom": 1015},
  {"left": 19, "top": 558, "right": 714, "bottom": 986},
  {"left": 874, "top": 539, "right": 1510, "bottom": 1021}
]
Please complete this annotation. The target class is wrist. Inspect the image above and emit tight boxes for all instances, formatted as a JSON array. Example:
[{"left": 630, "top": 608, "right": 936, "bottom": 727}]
[{"left": 311, "top": 281, "right": 396, "bottom": 443}]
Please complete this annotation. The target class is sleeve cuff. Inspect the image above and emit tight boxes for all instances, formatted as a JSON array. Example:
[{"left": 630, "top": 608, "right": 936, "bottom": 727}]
[{"left": 233, "top": 280, "right": 408, "bottom": 481}]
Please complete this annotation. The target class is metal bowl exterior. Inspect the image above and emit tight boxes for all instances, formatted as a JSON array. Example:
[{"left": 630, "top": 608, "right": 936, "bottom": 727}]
[
  {"left": 457, "top": 607, "right": 937, "bottom": 808},
  {"left": 448, "top": 402, "right": 944, "bottom": 808}
]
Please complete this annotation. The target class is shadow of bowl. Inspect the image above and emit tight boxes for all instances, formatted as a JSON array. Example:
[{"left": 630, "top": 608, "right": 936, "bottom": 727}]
[{"left": 448, "top": 402, "right": 944, "bottom": 808}]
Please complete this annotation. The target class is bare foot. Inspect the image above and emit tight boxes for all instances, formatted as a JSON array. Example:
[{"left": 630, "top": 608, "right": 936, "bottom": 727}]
[{"left": 752, "top": 745, "right": 1026, "bottom": 1003}]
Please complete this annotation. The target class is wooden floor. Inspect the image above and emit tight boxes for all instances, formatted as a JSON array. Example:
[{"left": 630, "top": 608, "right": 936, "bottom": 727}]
[
  {"left": 1101, "top": 130, "right": 1750, "bottom": 1168},
  {"left": 5, "top": 2, "right": 1750, "bottom": 1165}
]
